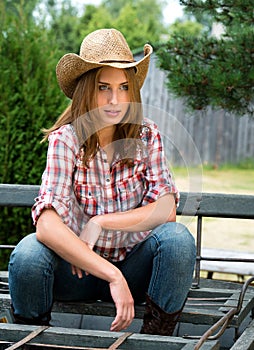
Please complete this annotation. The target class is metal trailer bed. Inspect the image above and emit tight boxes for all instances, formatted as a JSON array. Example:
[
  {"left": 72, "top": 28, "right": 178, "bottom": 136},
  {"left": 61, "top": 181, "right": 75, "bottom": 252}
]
[{"left": 0, "top": 184, "right": 254, "bottom": 349}]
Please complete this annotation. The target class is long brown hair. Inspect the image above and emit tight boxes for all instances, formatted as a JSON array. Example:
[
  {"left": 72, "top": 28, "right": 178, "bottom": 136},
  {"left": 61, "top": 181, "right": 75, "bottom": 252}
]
[{"left": 42, "top": 67, "right": 144, "bottom": 167}]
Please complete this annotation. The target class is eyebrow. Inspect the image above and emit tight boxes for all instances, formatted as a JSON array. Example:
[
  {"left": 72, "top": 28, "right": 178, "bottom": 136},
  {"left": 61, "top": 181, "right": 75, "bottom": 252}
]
[{"left": 98, "top": 81, "right": 128, "bottom": 85}]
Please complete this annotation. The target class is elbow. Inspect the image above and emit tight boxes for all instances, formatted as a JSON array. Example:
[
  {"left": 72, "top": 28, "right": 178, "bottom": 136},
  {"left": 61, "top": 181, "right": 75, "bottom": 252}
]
[
  {"left": 160, "top": 194, "right": 177, "bottom": 222},
  {"left": 35, "top": 209, "right": 56, "bottom": 244},
  {"left": 36, "top": 222, "right": 48, "bottom": 245},
  {"left": 36, "top": 226, "right": 44, "bottom": 243}
]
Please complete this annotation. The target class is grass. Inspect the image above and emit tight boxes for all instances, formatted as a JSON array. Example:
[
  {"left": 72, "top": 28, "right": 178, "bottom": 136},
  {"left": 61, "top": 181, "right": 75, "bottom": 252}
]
[
  {"left": 173, "top": 164, "right": 254, "bottom": 282},
  {"left": 172, "top": 165, "right": 254, "bottom": 195}
]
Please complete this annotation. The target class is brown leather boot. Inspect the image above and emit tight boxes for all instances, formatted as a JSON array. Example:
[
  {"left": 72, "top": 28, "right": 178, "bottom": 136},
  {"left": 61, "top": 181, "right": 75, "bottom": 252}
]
[{"left": 140, "top": 295, "right": 183, "bottom": 336}]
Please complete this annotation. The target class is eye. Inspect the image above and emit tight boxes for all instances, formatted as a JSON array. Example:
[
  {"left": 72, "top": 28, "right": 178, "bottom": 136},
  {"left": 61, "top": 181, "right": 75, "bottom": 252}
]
[
  {"left": 99, "top": 84, "right": 109, "bottom": 91},
  {"left": 120, "top": 84, "right": 128, "bottom": 91}
]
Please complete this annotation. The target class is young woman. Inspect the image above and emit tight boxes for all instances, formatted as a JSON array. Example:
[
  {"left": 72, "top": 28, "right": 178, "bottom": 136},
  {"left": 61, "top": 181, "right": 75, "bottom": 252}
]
[{"left": 9, "top": 28, "right": 196, "bottom": 335}]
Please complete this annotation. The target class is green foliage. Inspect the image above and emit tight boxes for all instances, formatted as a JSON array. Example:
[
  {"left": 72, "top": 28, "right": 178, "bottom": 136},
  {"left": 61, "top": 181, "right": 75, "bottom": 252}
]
[
  {"left": 114, "top": 3, "right": 152, "bottom": 48},
  {"left": 102, "top": 0, "right": 126, "bottom": 18},
  {"left": 0, "top": 1, "right": 68, "bottom": 269},
  {"left": 79, "top": 5, "right": 113, "bottom": 41},
  {"left": 50, "top": 0, "right": 167, "bottom": 52},
  {"left": 46, "top": 0, "right": 82, "bottom": 53},
  {"left": 2, "top": 0, "right": 40, "bottom": 19},
  {"left": 180, "top": 0, "right": 253, "bottom": 26},
  {"left": 156, "top": 0, "right": 254, "bottom": 116},
  {"left": 0, "top": 10, "right": 66, "bottom": 184},
  {"left": 221, "top": 158, "right": 254, "bottom": 170},
  {"left": 170, "top": 19, "right": 203, "bottom": 37},
  {"left": 111, "top": 0, "right": 166, "bottom": 47}
]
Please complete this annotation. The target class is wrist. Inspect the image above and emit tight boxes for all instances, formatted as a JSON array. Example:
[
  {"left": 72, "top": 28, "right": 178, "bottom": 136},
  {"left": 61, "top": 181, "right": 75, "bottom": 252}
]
[{"left": 106, "top": 265, "right": 123, "bottom": 284}]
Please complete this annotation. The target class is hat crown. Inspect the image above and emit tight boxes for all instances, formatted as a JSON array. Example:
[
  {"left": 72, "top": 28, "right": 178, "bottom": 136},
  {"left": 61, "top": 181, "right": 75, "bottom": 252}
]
[{"left": 80, "top": 28, "right": 134, "bottom": 63}]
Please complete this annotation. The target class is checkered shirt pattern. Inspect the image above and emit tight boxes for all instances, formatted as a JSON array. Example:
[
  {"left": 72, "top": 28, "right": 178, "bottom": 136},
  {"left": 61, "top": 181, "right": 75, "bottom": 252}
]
[{"left": 32, "top": 118, "right": 179, "bottom": 261}]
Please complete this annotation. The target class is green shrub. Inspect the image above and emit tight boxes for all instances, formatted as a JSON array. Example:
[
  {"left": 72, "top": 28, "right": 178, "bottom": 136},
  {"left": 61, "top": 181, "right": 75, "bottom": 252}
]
[{"left": 0, "top": 4, "right": 68, "bottom": 269}]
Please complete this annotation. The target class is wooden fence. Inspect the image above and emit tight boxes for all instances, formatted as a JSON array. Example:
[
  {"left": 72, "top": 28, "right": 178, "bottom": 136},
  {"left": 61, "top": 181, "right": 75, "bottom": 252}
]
[{"left": 138, "top": 54, "right": 254, "bottom": 167}]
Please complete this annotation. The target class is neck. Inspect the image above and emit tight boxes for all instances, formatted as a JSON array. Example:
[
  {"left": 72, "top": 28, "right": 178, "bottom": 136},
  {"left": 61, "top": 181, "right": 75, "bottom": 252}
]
[{"left": 97, "top": 125, "right": 115, "bottom": 147}]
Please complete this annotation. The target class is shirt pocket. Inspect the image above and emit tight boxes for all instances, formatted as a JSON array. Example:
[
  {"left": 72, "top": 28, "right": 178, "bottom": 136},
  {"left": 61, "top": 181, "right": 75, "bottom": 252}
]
[
  {"left": 75, "top": 184, "right": 102, "bottom": 216},
  {"left": 116, "top": 175, "right": 145, "bottom": 211}
]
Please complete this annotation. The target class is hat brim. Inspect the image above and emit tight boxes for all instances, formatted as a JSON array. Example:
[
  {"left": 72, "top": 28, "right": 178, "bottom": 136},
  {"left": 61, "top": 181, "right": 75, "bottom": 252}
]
[{"left": 56, "top": 44, "right": 153, "bottom": 99}]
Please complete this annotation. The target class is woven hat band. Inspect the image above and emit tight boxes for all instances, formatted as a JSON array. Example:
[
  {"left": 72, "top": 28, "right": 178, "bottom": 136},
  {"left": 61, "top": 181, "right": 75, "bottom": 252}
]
[{"left": 99, "top": 60, "right": 134, "bottom": 63}]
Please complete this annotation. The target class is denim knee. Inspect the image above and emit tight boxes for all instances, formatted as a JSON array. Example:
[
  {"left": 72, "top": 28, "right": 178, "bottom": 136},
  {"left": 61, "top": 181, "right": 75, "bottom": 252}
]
[
  {"left": 8, "top": 233, "right": 58, "bottom": 318},
  {"left": 9, "top": 233, "right": 56, "bottom": 272},
  {"left": 146, "top": 222, "right": 196, "bottom": 312},
  {"left": 152, "top": 222, "right": 196, "bottom": 264},
  {"left": 153, "top": 221, "right": 195, "bottom": 245}
]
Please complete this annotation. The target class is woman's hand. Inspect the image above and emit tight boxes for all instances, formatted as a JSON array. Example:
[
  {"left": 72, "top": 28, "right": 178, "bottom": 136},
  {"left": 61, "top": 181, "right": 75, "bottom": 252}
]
[
  {"left": 109, "top": 274, "right": 135, "bottom": 331},
  {"left": 73, "top": 217, "right": 134, "bottom": 331},
  {"left": 70, "top": 216, "right": 135, "bottom": 330},
  {"left": 71, "top": 264, "right": 84, "bottom": 278},
  {"left": 72, "top": 260, "right": 135, "bottom": 331}
]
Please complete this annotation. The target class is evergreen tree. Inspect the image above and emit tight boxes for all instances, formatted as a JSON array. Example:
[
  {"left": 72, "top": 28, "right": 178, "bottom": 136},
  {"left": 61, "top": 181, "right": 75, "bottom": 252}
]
[
  {"left": 156, "top": 0, "right": 254, "bottom": 116},
  {"left": 46, "top": 0, "right": 84, "bottom": 54}
]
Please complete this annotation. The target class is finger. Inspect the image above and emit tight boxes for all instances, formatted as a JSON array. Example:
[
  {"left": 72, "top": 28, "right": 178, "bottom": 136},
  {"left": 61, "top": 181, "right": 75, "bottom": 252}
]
[
  {"left": 110, "top": 305, "right": 134, "bottom": 331},
  {"left": 110, "top": 316, "right": 122, "bottom": 331},
  {"left": 72, "top": 265, "right": 83, "bottom": 279},
  {"left": 71, "top": 265, "right": 76, "bottom": 275},
  {"left": 121, "top": 306, "right": 134, "bottom": 330},
  {"left": 76, "top": 267, "right": 83, "bottom": 279},
  {"left": 110, "top": 315, "right": 130, "bottom": 332},
  {"left": 110, "top": 306, "right": 124, "bottom": 331}
]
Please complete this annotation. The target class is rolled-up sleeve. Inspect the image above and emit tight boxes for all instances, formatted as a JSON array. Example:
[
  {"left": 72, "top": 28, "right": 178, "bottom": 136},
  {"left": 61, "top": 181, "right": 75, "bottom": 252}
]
[
  {"left": 32, "top": 125, "right": 83, "bottom": 233},
  {"left": 141, "top": 122, "right": 179, "bottom": 206}
]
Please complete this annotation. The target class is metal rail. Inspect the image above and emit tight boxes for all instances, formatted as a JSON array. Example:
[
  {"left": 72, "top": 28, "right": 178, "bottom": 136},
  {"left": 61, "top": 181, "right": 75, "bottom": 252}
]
[
  {"left": 185, "top": 276, "right": 254, "bottom": 350},
  {"left": 1, "top": 330, "right": 133, "bottom": 350}
]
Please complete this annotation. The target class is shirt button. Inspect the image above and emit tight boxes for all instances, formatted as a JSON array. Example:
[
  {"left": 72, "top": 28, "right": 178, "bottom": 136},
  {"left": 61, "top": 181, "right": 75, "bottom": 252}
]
[
  {"left": 103, "top": 253, "right": 109, "bottom": 258},
  {"left": 106, "top": 178, "right": 110, "bottom": 183}
]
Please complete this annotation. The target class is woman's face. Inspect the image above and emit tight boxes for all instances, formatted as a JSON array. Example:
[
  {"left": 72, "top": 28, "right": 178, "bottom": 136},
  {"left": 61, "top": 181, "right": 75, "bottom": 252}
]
[{"left": 96, "top": 66, "right": 130, "bottom": 126}]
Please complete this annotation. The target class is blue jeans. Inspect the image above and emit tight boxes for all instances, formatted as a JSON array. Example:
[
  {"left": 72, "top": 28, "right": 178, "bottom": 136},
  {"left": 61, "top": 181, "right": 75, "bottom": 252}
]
[{"left": 8, "top": 222, "right": 196, "bottom": 319}]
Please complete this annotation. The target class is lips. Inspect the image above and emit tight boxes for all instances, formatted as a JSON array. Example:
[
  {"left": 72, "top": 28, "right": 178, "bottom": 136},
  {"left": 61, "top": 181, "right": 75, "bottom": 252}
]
[{"left": 104, "top": 109, "right": 121, "bottom": 117}]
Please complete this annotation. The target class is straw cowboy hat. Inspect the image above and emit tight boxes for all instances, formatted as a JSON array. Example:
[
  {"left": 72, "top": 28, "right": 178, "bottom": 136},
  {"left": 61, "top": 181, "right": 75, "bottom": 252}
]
[{"left": 56, "top": 28, "right": 153, "bottom": 99}]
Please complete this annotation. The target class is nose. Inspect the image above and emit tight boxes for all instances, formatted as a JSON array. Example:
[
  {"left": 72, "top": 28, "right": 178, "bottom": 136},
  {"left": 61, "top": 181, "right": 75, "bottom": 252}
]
[{"left": 108, "top": 89, "right": 118, "bottom": 105}]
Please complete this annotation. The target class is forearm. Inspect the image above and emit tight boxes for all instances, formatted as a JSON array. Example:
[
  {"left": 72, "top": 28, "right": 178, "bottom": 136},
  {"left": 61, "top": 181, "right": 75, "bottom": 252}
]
[
  {"left": 36, "top": 209, "right": 122, "bottom": 283},
  {"left": 94, "top": 193, "right": 176, "bottom": 232}
]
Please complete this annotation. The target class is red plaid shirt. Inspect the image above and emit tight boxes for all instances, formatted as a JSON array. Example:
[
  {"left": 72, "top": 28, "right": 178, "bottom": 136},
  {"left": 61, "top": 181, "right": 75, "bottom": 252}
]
[{"left": 32, "top": 118, "right": 179, "bottom": 261}]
